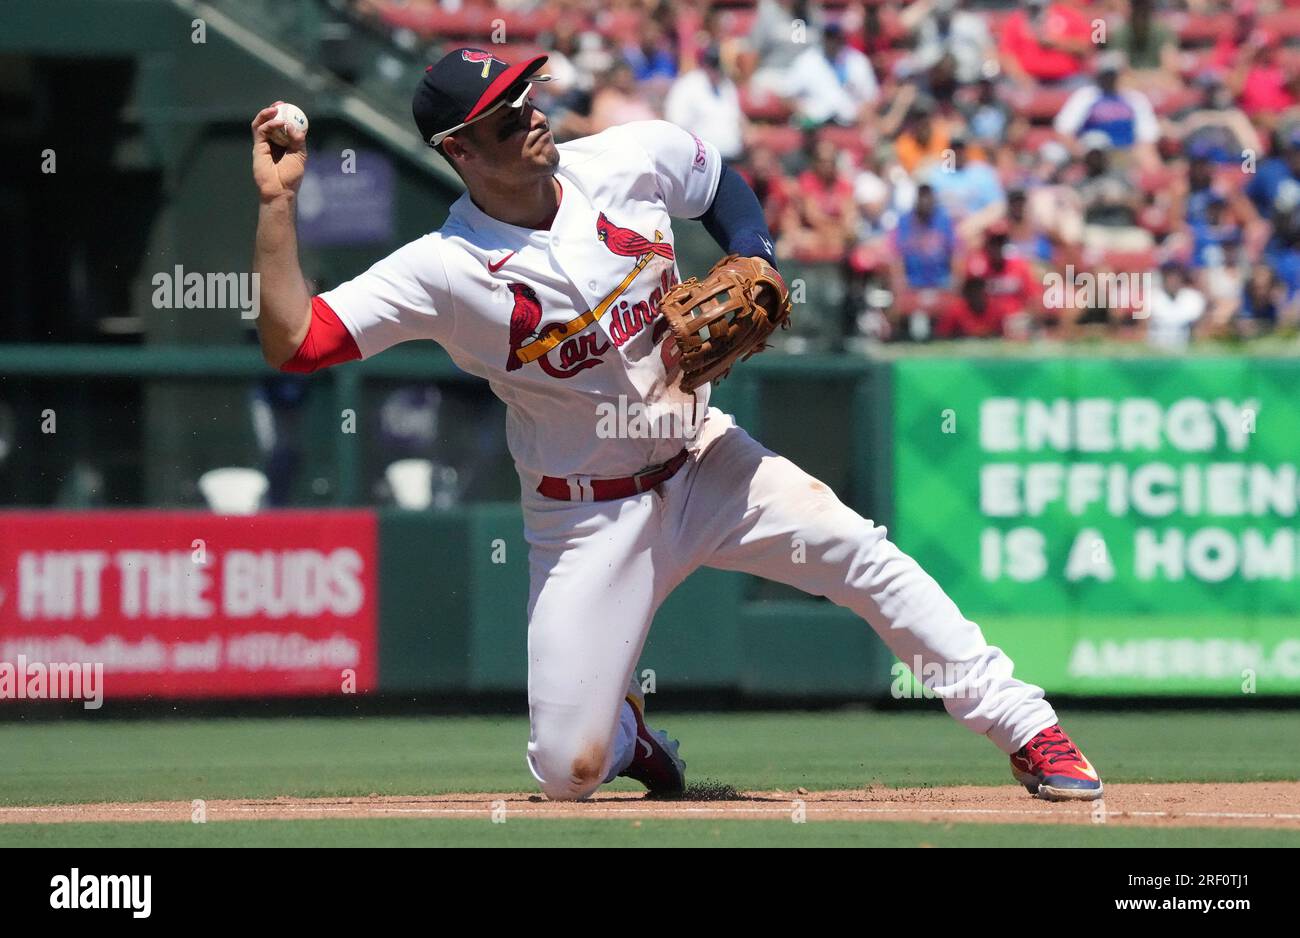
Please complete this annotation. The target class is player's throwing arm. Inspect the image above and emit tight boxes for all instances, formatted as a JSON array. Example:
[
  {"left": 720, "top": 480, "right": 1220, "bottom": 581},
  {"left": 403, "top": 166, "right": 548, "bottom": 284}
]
[{"left": 250, "top": 101, "right": 312, "bottom": 368}]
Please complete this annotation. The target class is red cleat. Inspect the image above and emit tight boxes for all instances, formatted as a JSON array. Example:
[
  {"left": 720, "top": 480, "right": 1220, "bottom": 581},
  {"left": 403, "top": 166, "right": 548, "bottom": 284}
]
[
  {"left": 618, "top": 686, "right": 686, "bottom": 796},
  {"left": 1010, "top": 724, "right": 1104, "bottom": 802}
]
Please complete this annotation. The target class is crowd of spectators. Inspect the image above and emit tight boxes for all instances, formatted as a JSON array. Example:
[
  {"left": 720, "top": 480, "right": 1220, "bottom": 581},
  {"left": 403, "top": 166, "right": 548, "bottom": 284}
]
[{"left": 354, "top": 0, "right": 1300, "bottom": 348}]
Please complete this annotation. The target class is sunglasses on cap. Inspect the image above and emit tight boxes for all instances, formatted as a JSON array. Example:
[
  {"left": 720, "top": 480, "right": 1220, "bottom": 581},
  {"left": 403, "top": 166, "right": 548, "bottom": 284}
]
[{"left": 428, "top": 79, "right": 540, "bottom": 148}]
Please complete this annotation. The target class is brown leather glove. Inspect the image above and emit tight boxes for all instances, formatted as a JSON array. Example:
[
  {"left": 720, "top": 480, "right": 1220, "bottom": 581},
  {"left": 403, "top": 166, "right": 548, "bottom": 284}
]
[{"left": 659, "top": 255, "right": 793, "bottom": 392}]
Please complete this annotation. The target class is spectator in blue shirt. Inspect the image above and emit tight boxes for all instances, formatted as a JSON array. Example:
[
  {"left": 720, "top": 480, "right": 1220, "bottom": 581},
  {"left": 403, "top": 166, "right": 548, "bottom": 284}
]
[
  {"left": 1054, "top": 52, "right": 1160, "bottom": 170},
  {"left": 622, "top": 19, "right": 678, "bottom": 88},
  {"left": 926, "top": 130, "right": 1005, "bottom": 225},
  {"left": 893, "top": 184, "right": 958, "bottom": 289},
  {"left": 1245, "top": 127, "right": 1300, "bottom": 256}
]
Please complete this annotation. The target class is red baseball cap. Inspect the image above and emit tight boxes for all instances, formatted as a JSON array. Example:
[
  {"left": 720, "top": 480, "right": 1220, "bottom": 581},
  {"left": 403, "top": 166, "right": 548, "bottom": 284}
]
[{"left": 413, "top": 47, "right": 551, "bottom": 148}]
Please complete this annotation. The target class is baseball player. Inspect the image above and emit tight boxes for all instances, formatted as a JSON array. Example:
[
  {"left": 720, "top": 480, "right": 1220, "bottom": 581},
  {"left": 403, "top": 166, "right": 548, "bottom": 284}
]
[{"left": 250, "top": 48, "right": 1103, "bottom": 803}]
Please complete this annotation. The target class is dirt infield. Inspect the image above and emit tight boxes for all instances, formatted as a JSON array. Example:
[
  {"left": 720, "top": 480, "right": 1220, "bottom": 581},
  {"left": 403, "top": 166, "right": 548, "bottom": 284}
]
[{"left": 2, "top": 783, "right": 1296, "bottom": 829}]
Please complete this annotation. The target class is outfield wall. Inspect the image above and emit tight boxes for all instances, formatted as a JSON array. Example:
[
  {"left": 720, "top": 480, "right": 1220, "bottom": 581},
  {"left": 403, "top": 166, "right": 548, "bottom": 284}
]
[{"left": 2, "top": 353, "right": 1297, "bottom": 702}]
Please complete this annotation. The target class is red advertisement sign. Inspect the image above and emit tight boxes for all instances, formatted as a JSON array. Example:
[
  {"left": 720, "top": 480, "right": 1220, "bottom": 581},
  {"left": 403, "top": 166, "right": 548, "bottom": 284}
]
[{"left": 0, "top": 511, "right": 378, "bottom": 700}]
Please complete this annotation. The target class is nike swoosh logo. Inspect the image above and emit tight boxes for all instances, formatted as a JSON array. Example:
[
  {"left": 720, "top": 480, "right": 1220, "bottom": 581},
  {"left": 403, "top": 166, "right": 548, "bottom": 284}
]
[
  {"left": 1075, "top": 757, "right": 1098, "bottom": 780},
  {"left": 487, "top": 252, "right": 515, "bottom": 273},
  {"left": 637, "top": 736, "right": 654, "bottom": 759}
]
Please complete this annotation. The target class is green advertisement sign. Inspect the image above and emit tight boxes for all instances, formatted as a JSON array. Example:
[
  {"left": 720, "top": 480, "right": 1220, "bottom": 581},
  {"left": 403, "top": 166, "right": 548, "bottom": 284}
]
[{"left": 892, "top": 357, "right": 1300, "bottom": 695}]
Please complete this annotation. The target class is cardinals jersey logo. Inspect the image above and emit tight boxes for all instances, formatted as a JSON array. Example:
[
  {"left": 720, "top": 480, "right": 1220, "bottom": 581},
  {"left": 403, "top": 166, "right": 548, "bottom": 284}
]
[
  {"left": 506, "top": 282, "right": 609, "bottom": 378},
  {"left": 596, "top": 213, "right": 675, "bottom": 262}
]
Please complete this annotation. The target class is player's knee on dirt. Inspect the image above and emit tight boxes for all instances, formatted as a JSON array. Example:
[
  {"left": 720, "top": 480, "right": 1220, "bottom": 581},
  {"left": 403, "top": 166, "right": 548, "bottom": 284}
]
[{"left": 529, "top": 739, "right": 609, "bottom": 801}]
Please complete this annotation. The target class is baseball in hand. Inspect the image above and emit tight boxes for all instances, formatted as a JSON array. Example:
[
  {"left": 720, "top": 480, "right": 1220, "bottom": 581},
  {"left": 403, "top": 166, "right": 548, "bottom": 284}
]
[{"left": 269, "top": 103, "right": 309, "bottom": 147}]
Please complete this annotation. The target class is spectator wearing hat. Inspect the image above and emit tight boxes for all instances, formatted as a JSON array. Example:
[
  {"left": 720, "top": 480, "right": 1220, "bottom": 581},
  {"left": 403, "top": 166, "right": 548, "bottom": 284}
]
[
  {"left": 665, "top": 45, "right": 746, "bottom": 161},
  {"left": 1054, "top": 52, "right": 1160, "bottom": 172},
  {"left": 999, "top": 0, "right": 1094, "bottom": 88}
]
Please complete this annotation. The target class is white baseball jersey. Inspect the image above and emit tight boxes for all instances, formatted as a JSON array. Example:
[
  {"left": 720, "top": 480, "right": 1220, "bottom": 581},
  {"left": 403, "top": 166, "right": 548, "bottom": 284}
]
[
  {"left": 315, "top": 116, "right": 1060, "bottom": 805},
  {"left": 319, "top": 119, "right": 724, "bottom": 487}
]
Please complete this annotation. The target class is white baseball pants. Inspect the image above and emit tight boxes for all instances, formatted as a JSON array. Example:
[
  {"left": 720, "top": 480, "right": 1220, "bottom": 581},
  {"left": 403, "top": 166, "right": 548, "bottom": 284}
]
[{"left": 521, "top": 407, "right": 1056, "bottom": 800}]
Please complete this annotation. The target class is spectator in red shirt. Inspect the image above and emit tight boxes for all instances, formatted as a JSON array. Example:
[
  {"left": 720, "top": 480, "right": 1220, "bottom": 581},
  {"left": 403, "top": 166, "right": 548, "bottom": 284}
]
[
  {"left": 739, "top": 144, "right": 793, "bottom": 241},
  {"left": 962, "top": 223, "right": 1039, "bottom": 337},
  {"left": 999, "top": 0, "right": 1093, "bottom": 87},
  {"left": 1232, "top": 31, "right": 1298, "bottom": 122},
  {"left": 1210, "top": 2, "right": 1258, "bottom": 75},
  {"left": 781, "top": 138, "right": 858, "bottom": 260},
  {"left": 937, "top": 275, "right": 1001, "bottom": 338}
]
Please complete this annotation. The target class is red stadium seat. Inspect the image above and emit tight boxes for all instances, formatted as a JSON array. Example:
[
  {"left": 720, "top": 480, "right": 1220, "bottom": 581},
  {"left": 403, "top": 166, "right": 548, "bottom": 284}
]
[
  {"left": 1259, "top": 9, "right": 1300, "bottom": 39},
  {"left": 1014, "top": 87, "right": 1073, "bottom": 122},
  {"left": 1018, "top": 126, "right": 1060, "bottom": 152},
  {"left": 740, "top": 87, "right": 794, "bottom": 122},
  {"left": 817, "top": 124, "right": 870, "bottom": 164},
  {"left": 375, "top": 3, "right": 557, "bottom": 41},
  {"left": 1177, "top": 13, "right": 1235, "bottom": 47},
  {"left": 597, "top": 10, "right": 643, "bottom": 45},
  {"left": 747, "top": 123, "right": 804, "bottom": 157},
  {"left": 1099, "top": 249, "right": 1158, "bottom": 273}
]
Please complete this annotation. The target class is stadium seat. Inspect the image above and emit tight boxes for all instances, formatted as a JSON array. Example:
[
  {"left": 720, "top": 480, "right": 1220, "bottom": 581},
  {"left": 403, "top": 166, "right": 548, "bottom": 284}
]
[
  {"left": 1178, "top": 14, "right": 1235, "bottom": 47},
  {"left": 374, "top": 3, "right": 557, "bottom": 42},
  {"left": 817, "top": 124, "right": 870, "bottom": 164},
  {"left": 1014, "top": 87, "right": 1073, "bottom": 122},
  {"left": 386, "top": 459, "right": 434, "bottom": 511},
  {"left": 1099, "top": 249, "right": 1158, "bottom": 273},
  {"left": 198, "top": 468, "right": 268, "bottom": 516},
  {"left": 1259, "top": 9, "right": 1300, "bottom": 39},
  {"left": 740, "top": 87, "right": 794, "bottom": 122},
  {"left": 747, "top": 122, "right": 804, "bottom": 156},
  {"left": 1018, "top": 126, "right": 1060, "bottom": 152}
]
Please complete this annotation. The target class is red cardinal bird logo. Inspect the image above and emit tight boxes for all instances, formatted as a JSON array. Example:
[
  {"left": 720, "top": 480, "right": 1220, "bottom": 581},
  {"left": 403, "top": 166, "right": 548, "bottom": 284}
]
[
  {"left": 505, "top": 283, "right": 543, "bottom": 371},
  {"left": 596, "top": 213, "right": 675, "bottom": 261}
]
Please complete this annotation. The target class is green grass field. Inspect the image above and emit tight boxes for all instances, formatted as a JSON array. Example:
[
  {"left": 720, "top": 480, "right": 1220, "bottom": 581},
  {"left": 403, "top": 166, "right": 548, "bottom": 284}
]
[{"left": 1, "top": 709, "right": 1296, "bottom": 846}]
